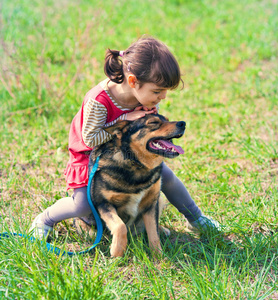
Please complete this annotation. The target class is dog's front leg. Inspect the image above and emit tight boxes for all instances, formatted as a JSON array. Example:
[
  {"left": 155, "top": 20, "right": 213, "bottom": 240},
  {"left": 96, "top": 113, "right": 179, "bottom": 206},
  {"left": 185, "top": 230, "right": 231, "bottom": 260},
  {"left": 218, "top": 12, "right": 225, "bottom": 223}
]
[
  {"left": 98, "top": 204, "right": 127, "bottom": 257},
  {"left": 142, "top": 200, "right": 162, "bottom": 254}
]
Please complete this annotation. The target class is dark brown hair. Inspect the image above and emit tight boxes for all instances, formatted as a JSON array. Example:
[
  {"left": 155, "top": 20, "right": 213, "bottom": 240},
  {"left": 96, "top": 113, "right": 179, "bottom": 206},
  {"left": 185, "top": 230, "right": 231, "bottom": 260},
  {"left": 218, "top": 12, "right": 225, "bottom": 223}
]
[{"left": 104, "top": 36, "right": 182, "bottom": 89}]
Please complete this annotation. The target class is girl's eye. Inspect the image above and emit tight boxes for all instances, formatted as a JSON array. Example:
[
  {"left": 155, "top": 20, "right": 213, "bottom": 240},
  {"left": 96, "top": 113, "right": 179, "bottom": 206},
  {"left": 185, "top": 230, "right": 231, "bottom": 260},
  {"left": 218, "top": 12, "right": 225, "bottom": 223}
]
[{"left": 153, "top": 91, "right": 160, "bottom": 95}]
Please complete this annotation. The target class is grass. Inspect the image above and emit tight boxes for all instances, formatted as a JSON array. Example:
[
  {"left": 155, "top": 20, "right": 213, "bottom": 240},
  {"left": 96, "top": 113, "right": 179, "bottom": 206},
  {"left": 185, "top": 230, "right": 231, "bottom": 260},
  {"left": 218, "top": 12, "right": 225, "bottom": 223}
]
[{"left": 1, "top": 0, "right": 278, "bottom": 298}]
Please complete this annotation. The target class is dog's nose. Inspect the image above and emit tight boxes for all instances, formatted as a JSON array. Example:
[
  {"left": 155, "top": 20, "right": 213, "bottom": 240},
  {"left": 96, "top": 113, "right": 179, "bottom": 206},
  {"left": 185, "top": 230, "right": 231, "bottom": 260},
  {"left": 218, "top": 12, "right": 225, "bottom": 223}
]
[{"left": 176, "top": 121, "right": 186, "bottom": 129}]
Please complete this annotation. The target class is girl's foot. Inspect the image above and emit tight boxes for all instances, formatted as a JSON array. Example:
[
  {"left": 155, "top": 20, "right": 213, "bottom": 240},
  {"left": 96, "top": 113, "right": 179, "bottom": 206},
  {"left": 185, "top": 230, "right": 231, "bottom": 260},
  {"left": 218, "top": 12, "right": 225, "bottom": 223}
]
[
  {"left": 29, "top": 213, "right": 53, "bottom": 240},
  {"left": 188, "top": 215, "right": 222, "bottom": 232}
]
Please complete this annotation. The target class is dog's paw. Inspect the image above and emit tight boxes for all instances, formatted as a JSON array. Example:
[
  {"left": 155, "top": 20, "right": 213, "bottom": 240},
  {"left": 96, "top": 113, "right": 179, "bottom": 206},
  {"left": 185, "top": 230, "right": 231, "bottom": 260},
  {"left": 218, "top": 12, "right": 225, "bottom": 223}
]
[
  {"left": 110, "top": 238, "right": 127, "bottom": 257},
  {"left": 159, "top": 225, "right": 170, "bottom": 237},
  {"left": 110, "top": 224, "right": 128, "bottom": 257}
]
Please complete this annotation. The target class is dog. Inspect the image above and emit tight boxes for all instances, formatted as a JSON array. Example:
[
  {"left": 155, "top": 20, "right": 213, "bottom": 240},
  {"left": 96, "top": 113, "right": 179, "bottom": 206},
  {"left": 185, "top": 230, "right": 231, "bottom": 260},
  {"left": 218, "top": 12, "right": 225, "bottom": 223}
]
[{"left": 75, "top": 114, "right": 185, "bottom": 257}]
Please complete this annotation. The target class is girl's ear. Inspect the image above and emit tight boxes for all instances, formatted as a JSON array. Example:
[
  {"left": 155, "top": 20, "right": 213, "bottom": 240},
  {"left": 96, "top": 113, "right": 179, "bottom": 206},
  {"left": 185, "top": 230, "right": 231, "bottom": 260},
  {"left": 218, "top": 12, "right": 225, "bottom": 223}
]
[{"left": 127, "top": 74, "right": 137, "bottom": 88}]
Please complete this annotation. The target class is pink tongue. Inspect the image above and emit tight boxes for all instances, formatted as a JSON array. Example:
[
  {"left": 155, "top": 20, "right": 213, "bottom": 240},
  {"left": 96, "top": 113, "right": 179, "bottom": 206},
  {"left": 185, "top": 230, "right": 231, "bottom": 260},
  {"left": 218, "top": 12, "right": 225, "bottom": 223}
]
[{"left": 156, "top": 139, "right": 184, "bottom": 154}]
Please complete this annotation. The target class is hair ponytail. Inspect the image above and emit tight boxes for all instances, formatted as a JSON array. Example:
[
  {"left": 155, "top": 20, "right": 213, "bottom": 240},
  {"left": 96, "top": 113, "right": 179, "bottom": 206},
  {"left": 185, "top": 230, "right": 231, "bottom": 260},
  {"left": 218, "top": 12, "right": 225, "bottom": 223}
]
[{"left": 104, "top": 49, "right": 125, "bottom": 83}]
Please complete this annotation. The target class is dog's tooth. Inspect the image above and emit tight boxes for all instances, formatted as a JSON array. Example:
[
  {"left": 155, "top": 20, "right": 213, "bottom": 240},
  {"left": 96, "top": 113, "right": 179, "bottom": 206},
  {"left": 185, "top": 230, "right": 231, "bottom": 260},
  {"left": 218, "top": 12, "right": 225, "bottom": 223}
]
[
  {"left": 153, "top": 142, "right": 159, "bottom": 148},
  {"left": 154, "top": 142, "right": 163, "bottom": 150}
]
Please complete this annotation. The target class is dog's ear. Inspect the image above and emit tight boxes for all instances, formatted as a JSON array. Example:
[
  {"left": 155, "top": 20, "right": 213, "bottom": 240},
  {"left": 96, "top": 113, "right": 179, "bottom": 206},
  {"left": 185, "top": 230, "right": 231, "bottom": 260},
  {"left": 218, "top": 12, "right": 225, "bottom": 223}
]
[
  {"left": 104, "top": 120, "right": 130, "bottom": 139},
  {"left": 159, "top": 114, "right": 169, "bottom": 121}
]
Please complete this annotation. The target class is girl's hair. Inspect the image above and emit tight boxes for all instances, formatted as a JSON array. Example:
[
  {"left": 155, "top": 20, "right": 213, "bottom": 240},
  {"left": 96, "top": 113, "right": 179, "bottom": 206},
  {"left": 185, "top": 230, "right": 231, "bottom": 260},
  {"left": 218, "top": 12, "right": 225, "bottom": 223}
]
[{"left": 104, "top": 36, "right": 182, "bottom": 89}]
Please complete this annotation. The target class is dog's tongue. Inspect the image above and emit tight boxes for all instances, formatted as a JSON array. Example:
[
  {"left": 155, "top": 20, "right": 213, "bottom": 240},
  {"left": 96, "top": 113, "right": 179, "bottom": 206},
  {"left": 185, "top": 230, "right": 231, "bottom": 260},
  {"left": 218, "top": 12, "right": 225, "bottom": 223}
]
[{"left": 155, "top": 139, "right": 184, "bottom": 154}]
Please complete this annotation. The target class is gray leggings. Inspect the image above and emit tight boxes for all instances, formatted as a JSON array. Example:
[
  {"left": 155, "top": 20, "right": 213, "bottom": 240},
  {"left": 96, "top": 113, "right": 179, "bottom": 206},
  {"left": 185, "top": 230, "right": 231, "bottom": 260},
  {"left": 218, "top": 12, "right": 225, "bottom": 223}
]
[{"left": 41, "top": 163, "right": 202, "bottom": 227}]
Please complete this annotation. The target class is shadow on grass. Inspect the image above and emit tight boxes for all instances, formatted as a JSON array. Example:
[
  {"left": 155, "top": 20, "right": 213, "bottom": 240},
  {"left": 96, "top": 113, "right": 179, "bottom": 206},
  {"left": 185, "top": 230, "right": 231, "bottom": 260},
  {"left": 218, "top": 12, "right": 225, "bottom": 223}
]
[{"left": 159, "top": 225, "right": 278, "bottom": 273}]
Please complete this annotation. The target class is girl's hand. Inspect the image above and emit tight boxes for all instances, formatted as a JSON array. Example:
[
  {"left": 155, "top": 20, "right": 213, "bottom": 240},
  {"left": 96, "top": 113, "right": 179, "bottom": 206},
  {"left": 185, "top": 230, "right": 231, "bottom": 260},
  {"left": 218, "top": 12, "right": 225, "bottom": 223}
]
[
  {"left": 140, "top": 105, "right": 158, "bottom": 114},
  {"left": 126, "top": 106, "right": 157, "bottom": 121}
]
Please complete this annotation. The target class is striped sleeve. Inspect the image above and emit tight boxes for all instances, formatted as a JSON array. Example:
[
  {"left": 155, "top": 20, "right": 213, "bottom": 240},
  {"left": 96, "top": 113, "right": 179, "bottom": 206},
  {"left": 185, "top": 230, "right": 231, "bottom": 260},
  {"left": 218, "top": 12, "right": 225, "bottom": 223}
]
[
  {"left": 82, "top": 98, "right": 127, "bottom": 148},
  {"left": 104, "top": 113, "right": 127, "bottom": 127}
]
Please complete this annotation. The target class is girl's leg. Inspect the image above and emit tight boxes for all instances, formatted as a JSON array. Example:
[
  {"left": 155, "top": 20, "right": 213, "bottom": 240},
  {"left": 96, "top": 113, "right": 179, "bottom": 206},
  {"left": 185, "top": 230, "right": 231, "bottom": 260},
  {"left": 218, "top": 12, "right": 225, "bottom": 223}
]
[
  {"left": 161, "top": 163, "right": 202, "bottom": 222},
  {"left": 161, "top": 163, "right": 221, "bottom": 230},
  {"left": 41, "top": 186, "right": 91, "bottom": 227}
]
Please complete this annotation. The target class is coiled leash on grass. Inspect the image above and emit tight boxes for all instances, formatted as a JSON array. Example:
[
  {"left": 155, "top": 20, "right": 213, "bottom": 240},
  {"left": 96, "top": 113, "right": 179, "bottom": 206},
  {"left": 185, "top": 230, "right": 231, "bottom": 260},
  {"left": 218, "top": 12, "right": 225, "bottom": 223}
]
[{"left": 0, "top": 156, "right": 103, "bottom": 256}]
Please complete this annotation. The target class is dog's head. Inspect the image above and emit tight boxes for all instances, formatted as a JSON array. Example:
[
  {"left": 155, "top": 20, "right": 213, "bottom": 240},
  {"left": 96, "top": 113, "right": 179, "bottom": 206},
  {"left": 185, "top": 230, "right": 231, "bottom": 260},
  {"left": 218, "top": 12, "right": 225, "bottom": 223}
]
[{"left": 104, "top": 114, "right": 185, "bottom": 167}]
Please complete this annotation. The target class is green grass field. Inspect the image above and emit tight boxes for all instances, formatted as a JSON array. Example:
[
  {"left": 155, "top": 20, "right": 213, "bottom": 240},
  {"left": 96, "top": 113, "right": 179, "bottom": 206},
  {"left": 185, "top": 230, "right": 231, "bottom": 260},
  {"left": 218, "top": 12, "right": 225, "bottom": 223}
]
[{"left": 1, "top": 0, "right": 278, "bottom": 298}]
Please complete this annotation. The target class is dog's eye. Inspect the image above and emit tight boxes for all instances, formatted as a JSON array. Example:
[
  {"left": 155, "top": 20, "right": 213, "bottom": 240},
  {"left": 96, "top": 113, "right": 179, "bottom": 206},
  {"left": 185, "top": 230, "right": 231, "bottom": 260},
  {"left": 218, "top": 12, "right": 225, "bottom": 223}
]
[{"left": 147, "top": 120, "right": 160, "bottom": 126}]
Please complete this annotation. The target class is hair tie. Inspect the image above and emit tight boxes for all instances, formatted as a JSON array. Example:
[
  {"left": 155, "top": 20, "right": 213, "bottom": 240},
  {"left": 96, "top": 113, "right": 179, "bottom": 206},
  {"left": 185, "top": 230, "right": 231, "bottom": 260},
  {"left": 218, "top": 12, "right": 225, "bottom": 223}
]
[{"left": 119, "top": 50, "right": 124, "bottom": 57}]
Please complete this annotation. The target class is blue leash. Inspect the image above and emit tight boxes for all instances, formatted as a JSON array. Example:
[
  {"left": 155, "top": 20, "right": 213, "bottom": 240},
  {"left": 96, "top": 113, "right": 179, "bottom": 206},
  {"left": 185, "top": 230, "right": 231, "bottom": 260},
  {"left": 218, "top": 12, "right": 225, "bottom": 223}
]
[{"left": 0, "top": 156, "right": 103, "bottom": 256}]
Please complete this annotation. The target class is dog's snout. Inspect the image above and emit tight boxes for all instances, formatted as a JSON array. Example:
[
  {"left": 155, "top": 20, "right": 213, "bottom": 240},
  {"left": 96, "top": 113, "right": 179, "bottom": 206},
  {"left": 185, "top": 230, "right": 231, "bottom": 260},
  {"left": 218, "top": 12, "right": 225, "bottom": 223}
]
[{"left": 176, "top": 121, "right": 186, "bottom": 129}]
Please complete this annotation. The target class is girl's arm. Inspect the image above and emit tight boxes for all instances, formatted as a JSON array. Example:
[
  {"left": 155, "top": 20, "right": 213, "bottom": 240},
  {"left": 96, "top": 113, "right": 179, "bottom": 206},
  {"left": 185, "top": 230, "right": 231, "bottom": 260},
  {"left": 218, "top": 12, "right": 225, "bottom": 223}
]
[
  {"left": 82, "top": 99, "right": 127, "bottom": 148},
  {"left": 82, "top": 99, "right": 158, "bottom": 148}
]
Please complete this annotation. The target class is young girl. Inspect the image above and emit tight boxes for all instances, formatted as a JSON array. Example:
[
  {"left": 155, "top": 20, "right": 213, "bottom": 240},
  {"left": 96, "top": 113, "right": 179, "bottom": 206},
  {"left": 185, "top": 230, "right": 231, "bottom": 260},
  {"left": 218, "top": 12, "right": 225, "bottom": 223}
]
[{"left": 30, "top": 36, "right": 220, "bottom": 239}]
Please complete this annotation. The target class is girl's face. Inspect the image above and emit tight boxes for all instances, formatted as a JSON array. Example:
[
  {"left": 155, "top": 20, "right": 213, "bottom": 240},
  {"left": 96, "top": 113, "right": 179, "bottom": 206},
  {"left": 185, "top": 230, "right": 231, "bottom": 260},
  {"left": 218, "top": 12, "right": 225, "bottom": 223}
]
[{"left": 132, "top": 82, "right": 168, "bottom": 109}]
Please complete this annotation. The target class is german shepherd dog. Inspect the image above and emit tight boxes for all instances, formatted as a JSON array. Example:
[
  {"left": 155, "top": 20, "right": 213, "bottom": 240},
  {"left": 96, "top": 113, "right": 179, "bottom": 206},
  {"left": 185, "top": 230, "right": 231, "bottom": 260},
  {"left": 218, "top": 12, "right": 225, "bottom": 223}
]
[{"left": 76, "top": 114, "right": 185, "bottom": 257}]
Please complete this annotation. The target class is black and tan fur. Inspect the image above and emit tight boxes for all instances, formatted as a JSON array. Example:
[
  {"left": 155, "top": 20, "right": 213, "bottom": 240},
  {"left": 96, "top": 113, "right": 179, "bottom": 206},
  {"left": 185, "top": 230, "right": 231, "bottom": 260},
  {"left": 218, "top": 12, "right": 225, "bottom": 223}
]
[{"left": 75, "top": 114, "right": 185, "bottom": 257}]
